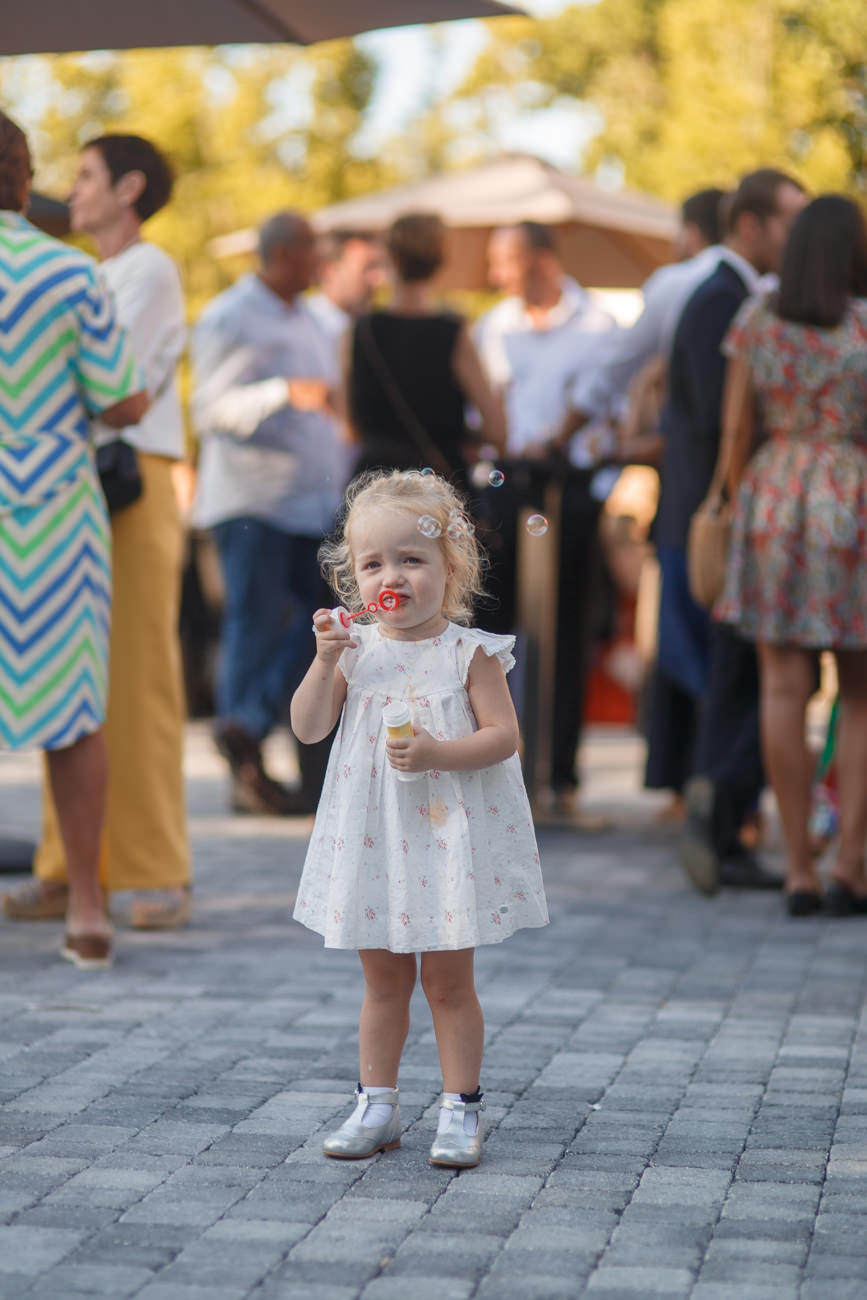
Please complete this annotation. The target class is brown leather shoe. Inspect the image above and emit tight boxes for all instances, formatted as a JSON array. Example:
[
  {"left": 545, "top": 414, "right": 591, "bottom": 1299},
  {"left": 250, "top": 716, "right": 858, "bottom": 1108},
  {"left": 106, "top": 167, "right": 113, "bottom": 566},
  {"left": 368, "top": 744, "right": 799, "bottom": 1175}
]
[
  {"left": 231, "top": 767, "right": 315, "bottom": 816},
  {"left": 2, "top": 879, "right": 69, "bottom": 921},
  {"left": 61, "top": 931, "right": 113, "bottom": 969},
  {"left": 128, "top": 887, "right": 192, "bottom": 931}
]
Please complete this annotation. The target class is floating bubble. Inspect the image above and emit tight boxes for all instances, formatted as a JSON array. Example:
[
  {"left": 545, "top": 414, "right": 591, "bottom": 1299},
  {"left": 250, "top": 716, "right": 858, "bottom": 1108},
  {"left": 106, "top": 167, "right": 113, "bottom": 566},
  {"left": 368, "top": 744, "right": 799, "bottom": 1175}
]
[
  {"left": 417, "top": 514, "right": 442, "bottom": 539},
  {"left": 526, "top": 514, "right": 549, "bottom": 537},
  {"left": 420, "top": 466, "right": 435, "bottom": 477},
  {"left": 446, "top": 521, "right": 464, "bottom": 541},
  {"left": 488, "top": 468, "right": 505, "bottom": 488},
  {"left": 470, "top": 460, "right": 494, "bottom": 489}
]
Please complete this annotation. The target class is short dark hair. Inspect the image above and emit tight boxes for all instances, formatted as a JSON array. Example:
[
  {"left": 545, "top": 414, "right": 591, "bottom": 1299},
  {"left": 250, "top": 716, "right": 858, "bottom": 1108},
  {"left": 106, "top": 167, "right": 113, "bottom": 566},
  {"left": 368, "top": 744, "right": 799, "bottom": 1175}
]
[
  {"left": 0, "top": 111, "right": 32, "bottom": 212},
  {"left": 777, "top": 195, "right": 867, "bottom": 329},
  {"left": 317, "top": 228, "right": 376, "bottom": 264},
  {"left": 516, "top": 220, "right": 556, "bottom": 254},
  {"left": 84, "top": 134, "right": 173, "bottom": 222},
  {"left": 726, "top": 168, "right": 805, "bottom": 234},
  {"left": 386, "top": 213, "right": 445, "bottom": 283},
  {"left": 681, "top": 188, "right": 727, "bottom": 246}
]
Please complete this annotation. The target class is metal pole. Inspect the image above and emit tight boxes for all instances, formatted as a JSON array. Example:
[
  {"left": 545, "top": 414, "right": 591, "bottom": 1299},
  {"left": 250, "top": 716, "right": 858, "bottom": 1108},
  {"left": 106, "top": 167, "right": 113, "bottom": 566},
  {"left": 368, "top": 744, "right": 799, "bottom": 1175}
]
[{"left": 516, "top": 478, "right": 562, "bottom": 820}]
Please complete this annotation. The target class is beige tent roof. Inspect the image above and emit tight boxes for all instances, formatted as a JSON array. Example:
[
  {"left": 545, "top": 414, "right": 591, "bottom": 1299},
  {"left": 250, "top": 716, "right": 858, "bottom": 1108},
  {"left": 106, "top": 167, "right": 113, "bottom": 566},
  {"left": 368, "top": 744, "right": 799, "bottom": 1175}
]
[{"left": 211, "top": 154, "right": 679, "bottom": 289}]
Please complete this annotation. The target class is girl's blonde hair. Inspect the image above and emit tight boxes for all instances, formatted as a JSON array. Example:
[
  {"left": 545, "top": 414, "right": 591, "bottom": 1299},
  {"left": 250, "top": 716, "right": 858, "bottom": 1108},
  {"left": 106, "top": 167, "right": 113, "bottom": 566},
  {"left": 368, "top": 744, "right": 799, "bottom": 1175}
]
[{"left": 320, "top": 469, "right": 486, "bottom": 625}]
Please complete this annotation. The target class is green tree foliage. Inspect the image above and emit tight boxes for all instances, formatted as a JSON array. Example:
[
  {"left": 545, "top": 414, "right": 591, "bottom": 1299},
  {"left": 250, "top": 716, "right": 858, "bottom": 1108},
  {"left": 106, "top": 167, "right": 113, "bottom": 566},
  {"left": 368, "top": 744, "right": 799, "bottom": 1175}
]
[
  {"left": 455, "top": 0, "right": 867, "bottom": 198},
  {"left": 0, "top": 41, "right": 386, "bottom": 317}
]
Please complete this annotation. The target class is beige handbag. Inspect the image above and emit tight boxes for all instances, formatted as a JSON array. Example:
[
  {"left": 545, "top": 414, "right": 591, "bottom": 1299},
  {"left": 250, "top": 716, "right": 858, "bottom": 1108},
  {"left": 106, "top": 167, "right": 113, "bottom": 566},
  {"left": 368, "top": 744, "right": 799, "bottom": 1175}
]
[
  {"left": 686, "top": 349, "right": 757, "bottom": 610},
  {"left": 686, "top": 479, "right": 732, "bottom": 609}
]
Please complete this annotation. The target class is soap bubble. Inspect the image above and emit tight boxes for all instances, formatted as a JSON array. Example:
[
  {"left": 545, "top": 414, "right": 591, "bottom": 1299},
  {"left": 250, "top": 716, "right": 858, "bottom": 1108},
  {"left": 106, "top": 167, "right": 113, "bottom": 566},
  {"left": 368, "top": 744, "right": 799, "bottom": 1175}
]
[
  {"left": 446, "top": 521, "right": 464, "bottom": 541},
  {"left": 420, "top": 466, "right": 435, "bottom": 476},
  {"left": 488, "top": 468, "right": 505, "bottom": 488},
  {"left": 417, "top": 514, "right": 442, "bottom": 539},
  {"left": 526, "top": 514, "right": 549, "bottom": 537}
]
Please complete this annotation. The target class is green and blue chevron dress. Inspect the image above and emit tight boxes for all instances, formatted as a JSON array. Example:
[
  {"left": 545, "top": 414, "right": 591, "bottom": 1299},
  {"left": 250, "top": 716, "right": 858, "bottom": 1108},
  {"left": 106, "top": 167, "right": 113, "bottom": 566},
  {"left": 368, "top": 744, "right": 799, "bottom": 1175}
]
[{"left": 0, "top": 211, "right": 140, "bottom": 750}]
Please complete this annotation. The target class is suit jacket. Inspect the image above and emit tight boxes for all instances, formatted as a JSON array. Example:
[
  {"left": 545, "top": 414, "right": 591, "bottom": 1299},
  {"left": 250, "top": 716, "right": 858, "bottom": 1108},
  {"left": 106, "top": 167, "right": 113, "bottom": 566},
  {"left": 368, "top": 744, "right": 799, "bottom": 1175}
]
[{"left": 655, "top": 259, "right": 750, "bottom": 550}]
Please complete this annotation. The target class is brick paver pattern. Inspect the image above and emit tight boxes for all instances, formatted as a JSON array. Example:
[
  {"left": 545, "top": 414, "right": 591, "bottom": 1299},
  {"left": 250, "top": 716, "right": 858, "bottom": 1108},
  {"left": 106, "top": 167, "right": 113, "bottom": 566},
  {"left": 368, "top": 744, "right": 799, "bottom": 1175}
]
[{"left": 1, "top": 727, "right": 866, "bottom": 1299}]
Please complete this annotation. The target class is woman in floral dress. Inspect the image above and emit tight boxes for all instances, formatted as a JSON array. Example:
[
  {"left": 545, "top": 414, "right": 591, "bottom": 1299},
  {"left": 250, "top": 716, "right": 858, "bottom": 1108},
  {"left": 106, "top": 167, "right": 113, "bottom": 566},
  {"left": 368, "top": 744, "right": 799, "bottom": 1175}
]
[{"left": 717, "top": 195, "right": 867, "bottom": 916}]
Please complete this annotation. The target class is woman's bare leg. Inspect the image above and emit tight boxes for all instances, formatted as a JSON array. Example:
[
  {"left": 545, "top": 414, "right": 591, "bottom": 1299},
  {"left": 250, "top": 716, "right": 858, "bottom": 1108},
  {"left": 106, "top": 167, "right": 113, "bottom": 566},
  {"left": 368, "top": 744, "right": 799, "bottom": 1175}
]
[
  {"left": 757, "top": 643, "right": 818, "bottom": 893},
  {"left": 358, "top": 949, "right": 417, "bottom": 1085},
  {"left": 45, "top": 729, "right": 109, "bottom": 934},
  {"left": 832, "top": 650, "right": 867, "bottom": 894},
  {"left": 420, "top": 948, "right": 484, "bottom": 1094}
]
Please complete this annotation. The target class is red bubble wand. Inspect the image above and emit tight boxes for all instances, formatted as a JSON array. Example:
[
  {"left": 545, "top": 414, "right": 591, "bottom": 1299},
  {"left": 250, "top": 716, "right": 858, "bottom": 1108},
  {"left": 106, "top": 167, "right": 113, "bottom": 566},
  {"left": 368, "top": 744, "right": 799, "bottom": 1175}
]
[{"left": 329, "top": 589, "right": 402, "bottom": 628}]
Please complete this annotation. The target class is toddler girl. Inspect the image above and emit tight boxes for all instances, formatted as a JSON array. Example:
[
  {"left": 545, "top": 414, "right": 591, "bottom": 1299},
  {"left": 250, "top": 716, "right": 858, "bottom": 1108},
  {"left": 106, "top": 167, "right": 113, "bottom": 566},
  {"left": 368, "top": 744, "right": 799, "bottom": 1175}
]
[{"left": 291, "top": 469, "right": 548, "bottom": 1167}]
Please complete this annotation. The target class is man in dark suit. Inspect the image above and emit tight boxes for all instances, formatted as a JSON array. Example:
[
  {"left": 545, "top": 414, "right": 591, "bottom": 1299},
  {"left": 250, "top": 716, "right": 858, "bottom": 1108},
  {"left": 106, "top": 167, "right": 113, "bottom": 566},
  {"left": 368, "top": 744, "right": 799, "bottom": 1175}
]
[{"left": 655, "top": 169, "right": 808, "bottom": 893}]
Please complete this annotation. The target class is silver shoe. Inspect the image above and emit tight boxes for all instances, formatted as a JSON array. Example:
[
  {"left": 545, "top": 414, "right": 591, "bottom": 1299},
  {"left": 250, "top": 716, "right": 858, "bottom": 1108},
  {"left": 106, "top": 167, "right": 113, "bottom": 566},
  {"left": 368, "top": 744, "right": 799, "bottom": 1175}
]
[
  {"left": 322, "top": 1085, "right": 401, "bottom": 1160},
  {"left": 429, "top": 1093, "right": 486, "bottom": 1168}
]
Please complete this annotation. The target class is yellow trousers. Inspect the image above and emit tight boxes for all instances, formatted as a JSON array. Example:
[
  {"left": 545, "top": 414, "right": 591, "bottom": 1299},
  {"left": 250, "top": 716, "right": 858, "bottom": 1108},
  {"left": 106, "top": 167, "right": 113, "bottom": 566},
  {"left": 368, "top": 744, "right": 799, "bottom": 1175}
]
[{"left": 35, "top": 453, "right": 191, "bottom": 891}]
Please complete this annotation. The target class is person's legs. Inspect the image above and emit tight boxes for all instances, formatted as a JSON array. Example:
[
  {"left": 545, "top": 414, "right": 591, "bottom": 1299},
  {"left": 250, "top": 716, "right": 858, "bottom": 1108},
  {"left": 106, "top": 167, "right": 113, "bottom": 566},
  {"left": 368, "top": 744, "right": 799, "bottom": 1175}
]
[
  {"left": 757, "top": 642, "right": 818, "bottom": 894},
  {"left": 282, "top": 535, "right": 335, "bottom": 808},
  {"left": 551, "top": 470, "right": 602, "bottom": 795},
  {"left": 213, "top": 517, "right": 294, "bottom": 740},
  {"left": 321, "top": 948, "right": 414, "bottom": 1159},
  {"left": 681, "top": 623, "right": 780, "bottom": 893},
  {"left": 46, "top": 729, "right": 109, "bottom": 942},
  {"left": 420, "top": 948, "right": 484, "bottom": 1095},
  {"left": 358, "top": 949, "right": 417, "bottom": 1086},
  {"left": 695, "top": 623, "right": 765, "bottom": 836},
  {"left": 831, "top": 650, "right": 867, "bottom": 895}
]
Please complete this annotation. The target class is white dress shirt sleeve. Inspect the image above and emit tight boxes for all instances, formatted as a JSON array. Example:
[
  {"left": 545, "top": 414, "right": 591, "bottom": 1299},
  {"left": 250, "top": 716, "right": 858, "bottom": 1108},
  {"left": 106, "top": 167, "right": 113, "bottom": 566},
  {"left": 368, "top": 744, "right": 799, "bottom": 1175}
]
[
  {"left": 191, "top": 317, "right": 289, "bottom": 440},
  {"left": 570, "top": 273, "right": 672, "bottom": 417}
]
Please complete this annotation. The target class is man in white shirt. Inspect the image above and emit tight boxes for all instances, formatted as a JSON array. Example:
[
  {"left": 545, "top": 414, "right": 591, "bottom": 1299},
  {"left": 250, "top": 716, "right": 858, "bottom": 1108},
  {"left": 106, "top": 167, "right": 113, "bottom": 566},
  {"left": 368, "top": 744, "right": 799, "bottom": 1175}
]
[
  {"left": 192, "top": 212, "right": 343, "bottom": 815},
  {"left": 475, "top": 222, "right": 617, "bottom": 823},
  {"left": 3, "top": 133, "right": 192, "bottom": 931},
  {"left": 563, "top": 188, "right": 728, "bottom": 442}
]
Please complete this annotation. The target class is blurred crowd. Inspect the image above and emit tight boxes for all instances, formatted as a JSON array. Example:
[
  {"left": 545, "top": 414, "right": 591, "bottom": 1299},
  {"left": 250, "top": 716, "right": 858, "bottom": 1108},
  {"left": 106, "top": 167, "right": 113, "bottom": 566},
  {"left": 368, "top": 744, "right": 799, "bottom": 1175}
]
[{"left": 2, "top": 104, "right": 866, "bottom": 964}]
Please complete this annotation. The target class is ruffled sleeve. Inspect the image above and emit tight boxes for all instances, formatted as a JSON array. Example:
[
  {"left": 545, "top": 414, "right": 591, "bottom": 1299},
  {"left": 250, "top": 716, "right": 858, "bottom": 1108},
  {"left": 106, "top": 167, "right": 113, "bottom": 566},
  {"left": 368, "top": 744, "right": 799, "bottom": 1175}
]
[
  {"left": 454, "top": 626, "right": 516, "bottom": 684},
  {"left": 723, "top": 296, "right": 766, "bottom": 360}
]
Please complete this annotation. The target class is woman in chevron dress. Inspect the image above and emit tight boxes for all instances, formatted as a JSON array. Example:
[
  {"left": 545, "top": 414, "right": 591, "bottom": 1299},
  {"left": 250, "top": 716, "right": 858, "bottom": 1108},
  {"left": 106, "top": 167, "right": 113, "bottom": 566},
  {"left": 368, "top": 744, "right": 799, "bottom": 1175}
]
[{"left": 0, "top": 113, "right": 146, "bottom": 967}]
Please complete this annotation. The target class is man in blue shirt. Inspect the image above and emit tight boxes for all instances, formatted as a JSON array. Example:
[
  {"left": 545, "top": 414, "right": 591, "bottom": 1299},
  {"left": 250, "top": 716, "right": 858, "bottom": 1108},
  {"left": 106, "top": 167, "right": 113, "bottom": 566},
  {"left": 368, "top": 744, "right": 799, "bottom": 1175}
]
[{"left": 192, "top": 212, "right": 343, "bottom": 814}]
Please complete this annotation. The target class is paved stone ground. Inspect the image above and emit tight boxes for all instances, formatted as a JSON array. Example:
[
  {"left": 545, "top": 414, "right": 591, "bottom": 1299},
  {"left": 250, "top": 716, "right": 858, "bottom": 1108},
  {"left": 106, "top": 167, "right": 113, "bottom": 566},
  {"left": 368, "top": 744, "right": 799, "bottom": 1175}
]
[{"left": 1, "top": 724, "right": 867, "bottom": 1299}]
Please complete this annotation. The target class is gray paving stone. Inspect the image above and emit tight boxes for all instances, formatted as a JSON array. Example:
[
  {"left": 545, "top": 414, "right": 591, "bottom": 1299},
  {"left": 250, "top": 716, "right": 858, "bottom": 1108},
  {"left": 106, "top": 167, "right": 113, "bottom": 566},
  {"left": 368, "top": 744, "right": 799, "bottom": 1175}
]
[{"left": 2, "top": 724, "right": 867, "bottom": 1300}]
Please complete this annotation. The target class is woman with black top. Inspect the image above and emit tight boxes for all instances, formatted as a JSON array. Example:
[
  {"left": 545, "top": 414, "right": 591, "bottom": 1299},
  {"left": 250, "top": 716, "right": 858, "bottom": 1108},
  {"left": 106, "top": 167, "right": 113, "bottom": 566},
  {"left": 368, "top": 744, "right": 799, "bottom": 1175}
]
[{"left": 346, "top": 213, "right": 506, "bottom": 484}]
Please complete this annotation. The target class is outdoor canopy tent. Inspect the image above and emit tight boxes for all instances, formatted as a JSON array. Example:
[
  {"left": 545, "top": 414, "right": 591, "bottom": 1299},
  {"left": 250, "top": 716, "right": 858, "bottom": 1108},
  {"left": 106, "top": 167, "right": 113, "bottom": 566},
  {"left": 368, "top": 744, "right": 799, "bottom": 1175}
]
[
  {"left": 0, "top": 0, "right": 523, "bottom": 55},
  {"left": 210, "top": 154, "right": 679, "bottom": 289}
]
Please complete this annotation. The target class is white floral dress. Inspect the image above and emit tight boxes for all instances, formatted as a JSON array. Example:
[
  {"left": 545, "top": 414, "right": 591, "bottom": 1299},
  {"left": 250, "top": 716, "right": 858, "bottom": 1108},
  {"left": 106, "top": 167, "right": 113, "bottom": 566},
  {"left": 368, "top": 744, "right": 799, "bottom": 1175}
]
[{"left": 293, "top": 621, "right": 548, "bottom": 953}]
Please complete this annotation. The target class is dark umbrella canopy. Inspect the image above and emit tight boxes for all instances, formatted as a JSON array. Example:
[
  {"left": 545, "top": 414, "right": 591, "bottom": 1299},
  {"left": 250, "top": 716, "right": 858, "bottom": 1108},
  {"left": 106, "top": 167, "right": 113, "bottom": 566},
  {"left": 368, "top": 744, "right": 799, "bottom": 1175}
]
[{"left": 0, "top": 0, "right": 524, "bottom": 56}]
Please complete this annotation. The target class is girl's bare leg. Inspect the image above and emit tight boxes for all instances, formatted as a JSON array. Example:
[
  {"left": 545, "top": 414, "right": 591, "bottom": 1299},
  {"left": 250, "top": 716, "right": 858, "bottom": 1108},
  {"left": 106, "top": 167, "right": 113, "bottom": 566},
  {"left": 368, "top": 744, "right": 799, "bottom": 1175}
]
[
  {"left": 757, "top": 643, "right": 818, "bottom": 893},
  {"left": 832, "top": 650, "right": 867, "bottom": 894},
  {"left": 420, "top": 948, "right": 484, "bottom": 1094},
  {"left": 358, "top": 949, "right": 417, "bottom": 1085}
]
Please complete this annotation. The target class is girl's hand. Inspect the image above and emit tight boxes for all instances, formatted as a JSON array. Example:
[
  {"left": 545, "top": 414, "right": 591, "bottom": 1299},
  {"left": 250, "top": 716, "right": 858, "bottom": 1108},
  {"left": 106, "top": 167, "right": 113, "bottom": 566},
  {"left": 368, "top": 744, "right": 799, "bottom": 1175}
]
[
  {"left": 311, "top": 608, "right": 355, "bottom": 665},
  {"left": 386, "top": 726, "right": 439, "bottom": 773}
]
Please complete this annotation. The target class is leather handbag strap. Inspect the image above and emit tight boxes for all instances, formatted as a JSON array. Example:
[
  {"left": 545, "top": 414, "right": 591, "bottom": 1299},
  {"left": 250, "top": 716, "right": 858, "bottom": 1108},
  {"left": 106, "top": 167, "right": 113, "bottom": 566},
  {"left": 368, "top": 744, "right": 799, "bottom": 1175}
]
[{"left": 356, "top": 315, "right": 453, "bottom": 479}]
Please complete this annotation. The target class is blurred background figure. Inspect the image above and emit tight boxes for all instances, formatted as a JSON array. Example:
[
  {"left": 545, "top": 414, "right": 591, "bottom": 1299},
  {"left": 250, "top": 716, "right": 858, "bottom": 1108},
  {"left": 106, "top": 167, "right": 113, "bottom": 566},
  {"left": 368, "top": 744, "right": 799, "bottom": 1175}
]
[
  {"left": 657, "top": 169, "right": 808, "bottom": 895},
  {"left": 0, "top": 113, "right": 147, "bottom": 966},
  {"left": 307, "top": 227, "right": 385, "bottom": 341},
  {"left": 716, "top": 195, "right": 867, "bottom": 916},
  {"left": 5, "top": 134, "right": 192, "bottom": 932},
  {"left": 475, "top": 220, "right": 617, "bottom": 826},
  {"left": 191, "top": 211, "right": 342, "bottom": 816},
  {"left": 345, "top": 211, "right": 505, "bottom": 483}
]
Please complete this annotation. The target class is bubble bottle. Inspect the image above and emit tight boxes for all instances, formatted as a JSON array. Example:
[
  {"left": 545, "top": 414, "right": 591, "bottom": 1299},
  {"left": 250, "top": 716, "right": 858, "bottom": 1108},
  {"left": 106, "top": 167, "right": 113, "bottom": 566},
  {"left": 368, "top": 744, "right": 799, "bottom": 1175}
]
[{"left": 381, "top": 701, "right": 424, "bottom": 783}]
